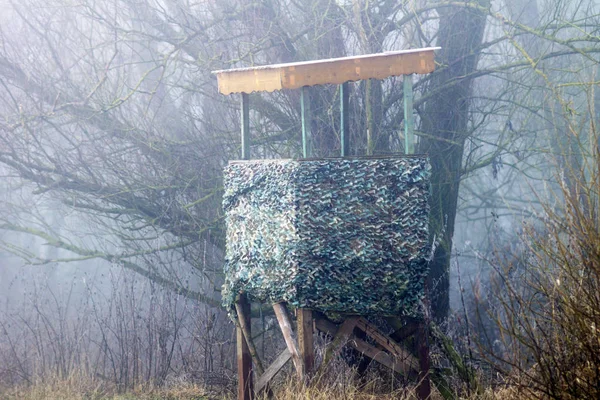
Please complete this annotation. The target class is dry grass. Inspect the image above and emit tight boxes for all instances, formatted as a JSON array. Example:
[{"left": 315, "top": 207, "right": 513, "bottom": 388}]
[
  {"left": 253, "top": 375, "right": 528, "bottom": 400},
  {"left": 0, "top": 373, "right": 533, "bottom": 400},
  {"left": 0, "top": 374, "right": 212, "bottom": 400},
  {"left": 0, "top": 370, "right": 532, "bottom": 400}
]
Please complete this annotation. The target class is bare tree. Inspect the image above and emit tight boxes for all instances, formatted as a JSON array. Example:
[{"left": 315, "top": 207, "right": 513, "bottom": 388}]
[{"left": 0, "top": 0, "right": 599, "bottom": 323}]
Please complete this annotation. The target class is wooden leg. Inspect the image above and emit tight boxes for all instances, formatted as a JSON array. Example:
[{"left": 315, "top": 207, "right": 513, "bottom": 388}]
[
  {"left": 416, "top": 321, "right": 431, "bottom": 400},
  {"left": 273, "top": 303, "right": 303, "bottom": 379},
  {"left": 237, "top": 294, "right": 253, "bottom": 400},
  {"left": 235, "top": 300, "right": 265, "bottom": 375},
  {"left": 297, "top": 308, "right": 314, "bottom": 378}
]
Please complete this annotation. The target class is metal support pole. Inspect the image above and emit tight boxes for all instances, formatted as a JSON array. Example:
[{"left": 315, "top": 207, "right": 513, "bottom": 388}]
[
  {"left": 403, "top": 75, "right": 414, "bottom": 155},
  {"left": 340, "top": 82, "right": 350, "bottom": 157},
  {"left": 366, "top": 79, "right": 373, "bottom": 156},
  {"left": 300, "top": 86, "right": 312, "bottom": 158},
  {"left": 241, "top": 93, "right": 251, "bottom": 160}
]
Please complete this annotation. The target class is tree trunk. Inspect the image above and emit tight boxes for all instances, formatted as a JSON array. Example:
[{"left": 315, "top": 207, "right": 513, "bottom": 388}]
[{"left": 419, "top": 2, "right": 488, "bottom": 322}]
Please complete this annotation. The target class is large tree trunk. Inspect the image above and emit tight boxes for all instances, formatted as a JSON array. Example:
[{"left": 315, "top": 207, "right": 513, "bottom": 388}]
[{"left": 418, "top": 2, "right": 488, "bottom": 322}]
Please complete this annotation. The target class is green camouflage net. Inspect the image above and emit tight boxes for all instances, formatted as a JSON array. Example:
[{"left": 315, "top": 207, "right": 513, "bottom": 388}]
[{"left": 222, "top": 156, "right": 431, "bottom": 316}]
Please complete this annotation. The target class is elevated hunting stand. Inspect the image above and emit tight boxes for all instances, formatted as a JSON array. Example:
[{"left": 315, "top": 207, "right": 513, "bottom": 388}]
[{"left": 214, "top": 47, "right": 439, "bottom": 400}]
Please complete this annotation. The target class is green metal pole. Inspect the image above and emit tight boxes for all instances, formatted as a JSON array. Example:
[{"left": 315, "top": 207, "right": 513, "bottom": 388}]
[
  {"left": 301, "top": 86, "right": 312, "bottom": 158},
  {"left": 340, "top": 82, "right": 350, "bottom": 157},
  {"left": 366, "top": 79, "right": 373, "bottom": 156},
  {"left": 403, "top": 75, "right": 414, "bottom": 155},
  {"left": 241, "top": 92, "right": 250, "bottom": 160}
]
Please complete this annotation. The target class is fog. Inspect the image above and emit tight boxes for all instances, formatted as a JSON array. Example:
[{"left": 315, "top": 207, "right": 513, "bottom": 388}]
[{"left": 0, "top": 0, "right": 599, "bottom": 393}]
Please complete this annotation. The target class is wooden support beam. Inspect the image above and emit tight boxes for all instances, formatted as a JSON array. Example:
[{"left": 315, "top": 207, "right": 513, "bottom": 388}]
[
  {"left": 316, "top": 316, "right": 359, "bottom": 375},
  {"left": 297, "top": 309, "right": 314, "bottom": 377},
  {"left": 314, "top": 315, "right": 338, "bottom": 336},
  {"left": 300, "top": 86, "right": 312, "bottom": 158},
  {"left": 350, "top": 336, "right": 417, "bottom": 379},
  {"left": 416, "top": 322, "right": 432, "bottom": 400},
  {"left": 389, "top": 319, "right": 419, "bottom": 342},
  {"left": 255, "top": 348, "right": 292, "bottom": 393},
  {"left": 316, "top": 317, "right": 419, "bottom": 378},
  {"left": 340, "top": 82, "right": 350, "bottom": 157},
  {"left": 241, "top": 93, "right": 250, "bottom": 160},
  {"left": 355, "top": 318, "right": 418, "bottom": 372},
  {"left": 273, "top": 303, "right": 303, "bottom": 379},
  {"left": 235, "top": 301, "right": 265, "bottom": 376},
  {"left": 236, "top": 294, "right": 253, "bottom": 400}
]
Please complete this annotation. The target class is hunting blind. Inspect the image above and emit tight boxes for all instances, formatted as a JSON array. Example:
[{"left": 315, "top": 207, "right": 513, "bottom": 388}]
[{"left": 213, "top": 47, "right": 439, "bottom": 400}]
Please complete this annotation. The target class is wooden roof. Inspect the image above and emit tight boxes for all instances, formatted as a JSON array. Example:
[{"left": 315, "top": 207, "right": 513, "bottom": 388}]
[{"left": 213, "top": 47, "right": 439, "bottom": 95}]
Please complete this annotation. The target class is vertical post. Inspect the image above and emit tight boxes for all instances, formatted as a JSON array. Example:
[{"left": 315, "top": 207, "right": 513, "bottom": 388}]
[
  {"left": 340, "top": 82, "right": 350, "bottom": 157},
  {"left": 403, "top": 75, "right": 414, "bottom": 155},
  {"left": 241, "top": 92, "right": 251, "bottom": 160},
  {"left": 416, "top": 321, "right": 431, "bottom": 400},
  {"left": 297, "top": 308, "right": 314, "bottom": 379},
  {"left": 301, "top": 86, "right": 312, "bottom": 158},
  {"left": 237, "top": 294, "right": 253, "bottom": 400},
  {"left": 366, "top": 79, "right": 373, "bottom": 156}
]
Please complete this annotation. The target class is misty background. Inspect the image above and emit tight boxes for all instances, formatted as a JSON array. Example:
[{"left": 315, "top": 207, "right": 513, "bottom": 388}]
[{"left": 0, "top": 0, "right": 598, "bottom": 393}]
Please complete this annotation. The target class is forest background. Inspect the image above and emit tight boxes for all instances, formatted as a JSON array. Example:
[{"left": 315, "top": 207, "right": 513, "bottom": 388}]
[{"left": 0, "top": 0, "right": 599, "bottom": 398}]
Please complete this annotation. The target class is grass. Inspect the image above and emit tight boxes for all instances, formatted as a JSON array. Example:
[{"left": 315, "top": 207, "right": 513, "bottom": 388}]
[
  {"left": 0, "top": 375, "right": 212, "bottom": 400},
  {"left": 0, "top": 371, "right": 530, "bottom": 400}
]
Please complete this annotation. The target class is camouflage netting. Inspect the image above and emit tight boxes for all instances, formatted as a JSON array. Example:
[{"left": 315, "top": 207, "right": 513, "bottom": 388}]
[{"left": 222, "top": 156, "right": 431, "bottom": 316}]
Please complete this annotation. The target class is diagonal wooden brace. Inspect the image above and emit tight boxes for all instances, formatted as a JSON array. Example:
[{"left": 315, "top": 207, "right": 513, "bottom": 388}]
[
  {"left": 355, "top": 317, "right": 419, "bottom": 373},
  {"left": 273, "top": 303, "right": 304, "bottom": 379},
  {"left": 255, "top": 348, "right": 292, "bottom": 393},
  {"left": 316, "top": 316, "right": 359, "bottom": 375}
]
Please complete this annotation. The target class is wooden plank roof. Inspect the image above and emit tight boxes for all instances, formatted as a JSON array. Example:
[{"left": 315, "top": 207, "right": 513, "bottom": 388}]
[{"left": 213, "top": 47, "right": 439, "bottom": 95}]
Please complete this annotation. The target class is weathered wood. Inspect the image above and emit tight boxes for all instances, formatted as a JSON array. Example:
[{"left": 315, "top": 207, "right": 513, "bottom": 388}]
[
  {"left": 314, "top": 315, "right": 338, "bottom": 336},
  {"left": 388, "top": 318, "right": 419, "bottom": 342},
  {"left": 297, "top": 308, "right": 314, "bottom": 377},
  {"left": 255, "top": 348, "right": 292, "bottom": 393},
  {"left": 355, "top": 318, "right": 418, "bottom": 371},
  {"left": 235, "top": 301, "right": 265, "bottom": 376},
  {"left": 416, "top": 322, "right": 431, "bottom": 400},
  {"left": 236, "top": 294, "right": 253, "bottom": 400},
  {"left": 349, "top": 336, "right": 417, "bottom": 379},
  {"left": 317, "top": 317, "right": 418, "bottom": 378},
  {"left": 213, "top": 48, "right": 439, "bottom": 95},
  {"left": 273, "top": 303, "right": 303, "bottom": 378},
  {"left": 316, "top": 316, "right": 359, "bottom": 375}
]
